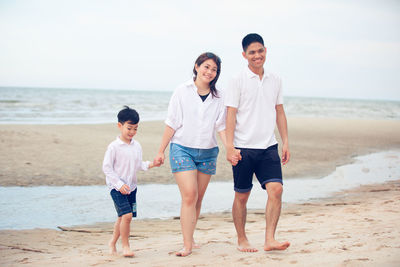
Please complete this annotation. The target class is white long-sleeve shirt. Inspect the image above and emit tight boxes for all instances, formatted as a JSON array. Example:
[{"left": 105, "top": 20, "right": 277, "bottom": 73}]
[
  {"left": 103, "top": 137, "right": 150, "bottom": 193},
  {"left": 165, "top": 79, "right": 226, "bottom": 149}
]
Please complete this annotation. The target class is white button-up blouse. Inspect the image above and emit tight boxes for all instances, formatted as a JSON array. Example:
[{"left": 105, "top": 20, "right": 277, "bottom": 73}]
[{"left": 165, "top": 79, "right": 226, "bottom": 149}]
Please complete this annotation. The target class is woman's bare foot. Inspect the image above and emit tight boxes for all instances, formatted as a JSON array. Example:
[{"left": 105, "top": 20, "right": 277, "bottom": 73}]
[
  {"left": 122, "top": 246, "right": 135, "bottom": 257},
  {"left": 175, "top": 247, "right": 192, "bottom": 257},
  {"left": 192, "top": 240, "right": 201, "bottom": 249},
  {"left": 264, "top": 240, "right": 290, "bottom": 251},
  {"left": 108, "top": 240, "right": 117, "bottom": 255}
]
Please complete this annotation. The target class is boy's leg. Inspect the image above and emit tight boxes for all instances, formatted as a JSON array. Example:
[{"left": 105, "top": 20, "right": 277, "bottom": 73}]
[
  {"left": 232, "top": 191, "right": 258, "bottom": 252},
  {"left": 263, "top": 182, "right": 290, "bottom": 251},
  {"left": 109, "top": 217, "right": 121, "bottom": 255},
  {"left": 120, "top": 212, "right": 134, "bottom": 257}
]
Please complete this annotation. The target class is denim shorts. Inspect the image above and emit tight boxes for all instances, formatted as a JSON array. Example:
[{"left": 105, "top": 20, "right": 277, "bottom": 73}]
[
  {"left": 169, "top": 143, "right": 219, "bottom": 175},
  {"left": 110, "top": 188, "right": 137, "bottom": 217},
  {"left": 233, "top": 144, "right": 283, "bottom": 193}
]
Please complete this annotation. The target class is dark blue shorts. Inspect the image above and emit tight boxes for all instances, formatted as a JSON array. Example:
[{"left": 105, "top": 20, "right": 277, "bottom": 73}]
[
  {"left": 110, "top": 188, "right": 137, "bottom": 217},
  {"left": 169, "top": 143, "right": 219, "bottom": 175},
  {"left": 232, "top": 144, "right": 282, "bottom": 193}
]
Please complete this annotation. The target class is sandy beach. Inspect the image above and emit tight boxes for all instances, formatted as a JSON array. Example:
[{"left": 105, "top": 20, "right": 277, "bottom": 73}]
[
  {"left": 0, "top": 180, "right": 399, "bottom": 266},
  {"left": 0, "top": 117, "right": 400, "bottom": 266}
]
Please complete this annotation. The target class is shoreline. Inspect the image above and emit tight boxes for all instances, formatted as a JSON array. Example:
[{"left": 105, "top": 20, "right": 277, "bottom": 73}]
[
  {"left": 1, "top": 149, "right": 399, "bottom": 231},
  {"left": 1, "top": 117, "right": 400, "bottom": 187},
  {"left": 1, "top": 179, "right": 399, "bottom": 266}
]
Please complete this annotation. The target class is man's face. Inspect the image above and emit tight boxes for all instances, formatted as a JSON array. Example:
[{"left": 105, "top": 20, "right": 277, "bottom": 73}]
[{"left": 242, "top": 42, "right": 266, "bottom": 70}]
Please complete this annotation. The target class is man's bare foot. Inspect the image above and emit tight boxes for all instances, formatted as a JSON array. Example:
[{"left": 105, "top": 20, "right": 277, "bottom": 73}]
[
  {"left": 237, "top": 240, "right": 258, "bottom": 252},
  {"left": 122, "top": 246, "right": 135, "bottom": 257},
  {"left": 109, "top": 240, "right": 117, "bottom": 255},
  {"left": 264, "top": 240, "right": 290, "bottom": 251},
  {"left": 175, "top": 247, "right": 192, "bottom": 257}
]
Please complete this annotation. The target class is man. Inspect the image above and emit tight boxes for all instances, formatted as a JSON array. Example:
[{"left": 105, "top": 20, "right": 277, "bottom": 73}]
[{"left": 225, "top": 33, "right": 290, "bottom": 252}]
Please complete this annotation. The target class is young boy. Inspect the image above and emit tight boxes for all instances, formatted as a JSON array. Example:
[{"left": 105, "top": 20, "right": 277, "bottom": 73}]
[{"left": 103, "top": 106, "right": 159, "bottom": 257}]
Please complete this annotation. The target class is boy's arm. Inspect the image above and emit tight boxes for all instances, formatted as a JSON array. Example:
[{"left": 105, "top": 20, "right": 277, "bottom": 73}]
[
  {"left": 102, "top": 147, "right": 125, "bottom": 190},
  {"left": 225, "top": 107, "right": 241, "bottom": 166},
  {"left": 276, "top": 104, "right": 290, "bottom": 165}
]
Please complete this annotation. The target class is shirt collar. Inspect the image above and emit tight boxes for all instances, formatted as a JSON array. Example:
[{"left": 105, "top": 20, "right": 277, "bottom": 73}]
[
  {"left": 116, "top": 136, "right": 135, "bottom": 145},
  {"left": 245, "top": 66, "right": 269, "bottom": 79},
  {"left": 185, "top": 78, "right": 197, "bottom": 93}
]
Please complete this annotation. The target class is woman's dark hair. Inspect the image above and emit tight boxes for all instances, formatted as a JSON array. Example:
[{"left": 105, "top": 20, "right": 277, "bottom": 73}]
[
  {"left": 242, "top": 33, "right": 264, "bottom": 52},
  {"left": 117, "top": 105, "right": 140, "bottom": 124},
  {"left": 193, "top": 52, "right": 221, "bottom": 98}
]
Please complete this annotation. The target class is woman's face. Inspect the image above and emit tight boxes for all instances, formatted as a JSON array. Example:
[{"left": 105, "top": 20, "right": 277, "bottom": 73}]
[{"left": 195, "top": 59, "right": 218, "bottom": 85}]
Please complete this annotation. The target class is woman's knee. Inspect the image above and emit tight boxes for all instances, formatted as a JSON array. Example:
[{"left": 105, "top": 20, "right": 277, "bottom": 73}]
[{"left": 182, "top": 190, "right": 198, "bottom": 206}]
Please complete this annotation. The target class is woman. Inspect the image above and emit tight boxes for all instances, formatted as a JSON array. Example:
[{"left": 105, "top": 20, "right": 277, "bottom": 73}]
[{"left": 154, "top": 52, "right": 236, "bottom": 256}]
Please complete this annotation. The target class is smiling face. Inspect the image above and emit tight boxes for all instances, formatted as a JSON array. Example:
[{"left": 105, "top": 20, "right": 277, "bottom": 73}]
[
  {"left": 242, "top": 42, "right": 266, "bottom": 72},
  {"left": 118, "top": 121, "right": 138, "bottom": 144},
  {"left": 194, "top": 58, "right": 218, "bottom": 85}
]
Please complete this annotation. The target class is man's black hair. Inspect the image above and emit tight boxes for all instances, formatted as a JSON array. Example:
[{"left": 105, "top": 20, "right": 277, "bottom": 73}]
[
  {"left": 242, "top": 33, "right": 264, "bottom": 52},
  {"left": 117, "top": 106, "right": 139, "bottom": 124}
]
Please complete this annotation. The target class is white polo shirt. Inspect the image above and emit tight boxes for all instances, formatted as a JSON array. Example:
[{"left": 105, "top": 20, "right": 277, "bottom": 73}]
[
  {"left": 165, "top": 79, "right": 226, "bottom": 149},
  {"left": 224, "top": 67, "right": 283, "bottom": 149},
  {"left": 103, "top": 137, "right": 150, "bottom": 192}
]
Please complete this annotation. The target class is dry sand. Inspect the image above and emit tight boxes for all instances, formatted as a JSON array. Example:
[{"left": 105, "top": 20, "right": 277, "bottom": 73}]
[{"left": 0, "top": 118, "right": 399, "bottom": 186}]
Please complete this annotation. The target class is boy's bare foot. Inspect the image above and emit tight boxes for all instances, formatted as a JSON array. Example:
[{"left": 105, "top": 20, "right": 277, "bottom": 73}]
[
  {"left": 264, "top": 240, "right": 290, "bottom": 251},
  {"left": 108, "top": 240, "right": 117, "bottom": 255},
  {"left": 237, "top": 240, "right": 258, "bottom": 252},
  {"left": 175, "top": 247, "right": 192, "bottom": 257},
  {"left": 122, "top": 246, "right": 135, "bottom": 257}
]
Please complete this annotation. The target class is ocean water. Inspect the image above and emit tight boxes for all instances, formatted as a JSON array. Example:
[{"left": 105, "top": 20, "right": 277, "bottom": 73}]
[
  {"left": 0, "top": 86, "right": 399, "bottom": 124},
  {"left": 0, "top": 150, "right": 399, "bottom": 230}
]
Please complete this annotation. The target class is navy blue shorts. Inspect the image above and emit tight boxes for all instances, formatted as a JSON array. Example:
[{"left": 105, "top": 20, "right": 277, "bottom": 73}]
[
  {"left": 110, "top": 188, "right": 137, "bottom": 217},
  {"left": 232, "top": 144, "right": 282, "bottom": 193},
  {"left": 169, "top": 143, "right": 219, "bottom": 175}
]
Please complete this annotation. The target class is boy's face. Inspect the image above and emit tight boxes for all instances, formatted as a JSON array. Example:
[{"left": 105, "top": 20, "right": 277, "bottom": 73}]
[
  {"left": 242, "top": 42, "right": 266, "bottom": 70},
  {"left": 118, "top": 121, "right": 138, "bottom": 144}
]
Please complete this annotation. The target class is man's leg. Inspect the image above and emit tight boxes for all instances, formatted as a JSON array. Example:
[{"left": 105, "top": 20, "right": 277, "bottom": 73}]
[
  {"left": 233, "top": 191, "right": 258, "bottom": 252},
  {"left": 264, "top": 182, "right": 290, "bottom": 251}
]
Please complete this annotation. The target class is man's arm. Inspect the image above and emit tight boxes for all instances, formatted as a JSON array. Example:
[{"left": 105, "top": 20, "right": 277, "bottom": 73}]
[
  {"left": 226, "top": 107, "right": 241, "bottom": 165},
  {"left": 276, "top": 104, "right": 290, "bottom": 165}
]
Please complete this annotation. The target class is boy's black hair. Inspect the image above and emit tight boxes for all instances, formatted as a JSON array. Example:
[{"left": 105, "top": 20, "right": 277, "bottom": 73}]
[
  {"left": 242, "top": 33, "right": 264, "bottom": 52},
  {"left": 117, "top": 106, "right": 140, "bottom": 124}
]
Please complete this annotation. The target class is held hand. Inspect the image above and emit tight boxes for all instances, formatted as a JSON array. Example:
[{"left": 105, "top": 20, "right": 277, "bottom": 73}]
[
  {"left": 153, "top": 152, "right": 165, "bottom": 166},
  {"left": 226, "top": 147, "right": 242, "bottom": 166},
  {"left": 281, "top": 143, "right": 290, "bottom": 165},
  {"left": 119, "top": 184, "right": 130, "bottom": 195}
]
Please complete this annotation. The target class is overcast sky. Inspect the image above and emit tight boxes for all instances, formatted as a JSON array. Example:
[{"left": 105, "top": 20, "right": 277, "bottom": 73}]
[{"left": 0, "top": 0, "right": 399, "bottom": 100}]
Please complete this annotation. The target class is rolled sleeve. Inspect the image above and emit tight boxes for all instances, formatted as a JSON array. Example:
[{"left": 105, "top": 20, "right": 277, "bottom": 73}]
[
  {"left": 276, "top": 77, "right": 284, "bottom": 105},
  {"left": 224, "top": 78, "right": 240, "bottom": 108},
  {"left": 215, "top": 105, "right": 226, "bottom": 132},
  {"left": 165, "top": 90, "right": 183, "bottom": 130}
]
